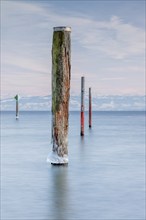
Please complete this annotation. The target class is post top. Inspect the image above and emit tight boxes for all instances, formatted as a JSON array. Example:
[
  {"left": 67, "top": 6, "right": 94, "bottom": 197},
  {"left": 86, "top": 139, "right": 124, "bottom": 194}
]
[{"left": 53, "top": 26, "right": 71, "bottom": 32}]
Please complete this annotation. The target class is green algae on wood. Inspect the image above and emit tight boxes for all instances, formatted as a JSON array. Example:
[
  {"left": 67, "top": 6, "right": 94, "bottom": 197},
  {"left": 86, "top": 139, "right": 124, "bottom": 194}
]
[{"left": 48, "top": 26, "right": 71, "bottom": 165}]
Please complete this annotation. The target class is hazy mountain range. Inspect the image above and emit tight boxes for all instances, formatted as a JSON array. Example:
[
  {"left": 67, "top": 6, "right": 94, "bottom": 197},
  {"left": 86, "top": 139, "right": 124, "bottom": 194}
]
[{"left": 1, "top": 95, "right": 145, "bottom": 111}]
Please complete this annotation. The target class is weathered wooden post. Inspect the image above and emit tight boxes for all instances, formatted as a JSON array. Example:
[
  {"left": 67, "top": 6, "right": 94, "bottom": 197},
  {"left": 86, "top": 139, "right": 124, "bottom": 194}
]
[
  {"left": 89, "top": 87, "right": 92, "bottom": 128},
  {"left": 14, "top": 94, "right": 19, "bottom": 119},
  {"left": 80, "top": 76, "right": 85, "bottom": 136},
  {"left": 47, "top": 26, "right": 71, "bottom": 165}
]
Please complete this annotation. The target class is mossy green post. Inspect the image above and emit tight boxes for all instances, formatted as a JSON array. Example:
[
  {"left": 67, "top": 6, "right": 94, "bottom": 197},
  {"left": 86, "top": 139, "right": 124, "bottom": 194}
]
[{"left": 50, "top": 26, "right": 71, "bottom": 165}]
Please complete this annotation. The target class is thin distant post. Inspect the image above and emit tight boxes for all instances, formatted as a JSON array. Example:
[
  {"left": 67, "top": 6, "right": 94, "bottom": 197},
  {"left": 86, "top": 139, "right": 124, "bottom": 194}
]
[
  {"left": 89, "top": 87, "right": 92, "bottom": 128},
  {"left": 47, "top": 26, "right": 71, "bottom": 165},
  {"left": 81, "top": 76, "right": 85, "bottom": 136},
  {"left": 14, "top": 94, "right": 19, "bottom": 119}
]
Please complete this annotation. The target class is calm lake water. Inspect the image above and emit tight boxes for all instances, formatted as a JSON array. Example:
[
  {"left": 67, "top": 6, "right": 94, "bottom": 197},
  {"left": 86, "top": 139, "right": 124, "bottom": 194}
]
[{"left": 1, "top": 111, "right": 145, "bottom": 220}]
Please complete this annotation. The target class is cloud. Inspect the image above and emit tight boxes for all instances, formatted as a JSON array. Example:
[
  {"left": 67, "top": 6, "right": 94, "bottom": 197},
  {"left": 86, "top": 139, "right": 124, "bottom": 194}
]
[
  {"left": 2, "top": 1, "right": 145, "bottom": 60},
  {"left": 2, "top": 53, "right": 49, "bottom": 74},
  {"left": 102, "top": 65, "right": 145, "bottom": 74},
  {"left": 76, "top": 15, "right": 145, "bottom": 59},
  {"left": 101, "top": 77, "right": 125, "bottom": 81},
  {"left": 1, "top": 1, "right": 145, "bottom": 98}
]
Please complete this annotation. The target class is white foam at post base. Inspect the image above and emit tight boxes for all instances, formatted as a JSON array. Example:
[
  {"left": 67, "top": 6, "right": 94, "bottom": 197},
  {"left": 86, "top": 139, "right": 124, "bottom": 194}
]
[{"left": 47, "top": 151, "right": 68, "bottom": 164}]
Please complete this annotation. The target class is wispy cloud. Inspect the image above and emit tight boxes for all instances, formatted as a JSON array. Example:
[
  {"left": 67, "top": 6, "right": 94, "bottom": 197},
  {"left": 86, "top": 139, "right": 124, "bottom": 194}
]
[
  {"left": 1, "top": 1, "right": 145, "bottom": 98},
  {"left": 2, "top": 1, "right": 145, "bottom": 58},
  {"left": 101, "top": 77, "right": 125, "bottom": 81},
  {"left": 2, "top": 53, "right": 49, "bottom": 74}
]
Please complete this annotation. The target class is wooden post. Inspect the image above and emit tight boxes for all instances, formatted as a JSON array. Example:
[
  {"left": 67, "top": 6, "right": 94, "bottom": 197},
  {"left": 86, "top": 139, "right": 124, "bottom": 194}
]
[
  {"left": 80, "top": 76, "right": 85, "bottom": 136},
  {"left": 47, "top": 26, "right": 71, "bottom": 165},
  {"left": 89, "top": 87, "right": 92, "bottom": 128},
  {"left": 14, "top": 94, "right": 19, "bottom": 119}
]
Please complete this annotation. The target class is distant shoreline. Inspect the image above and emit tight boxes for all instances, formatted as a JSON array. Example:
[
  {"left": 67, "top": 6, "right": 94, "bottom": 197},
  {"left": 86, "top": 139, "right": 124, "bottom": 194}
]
[{"left": 1, "top": 110, "right": 145, "bottom": 113}]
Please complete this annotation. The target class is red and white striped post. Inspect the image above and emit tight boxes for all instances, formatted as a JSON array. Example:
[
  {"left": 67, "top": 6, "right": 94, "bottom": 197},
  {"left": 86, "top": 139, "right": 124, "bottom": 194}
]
[
  {"left": 80, "top": 76, "right": 85, "bottom": 136},
  {"left": 89, "top": 87, "right": 92, "bottom": 128}
]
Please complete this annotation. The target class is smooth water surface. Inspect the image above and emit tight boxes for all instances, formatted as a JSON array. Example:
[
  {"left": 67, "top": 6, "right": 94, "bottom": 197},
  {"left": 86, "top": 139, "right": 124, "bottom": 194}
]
[{"left": 1, "top": 111, "right": 145, "bottom": 220}]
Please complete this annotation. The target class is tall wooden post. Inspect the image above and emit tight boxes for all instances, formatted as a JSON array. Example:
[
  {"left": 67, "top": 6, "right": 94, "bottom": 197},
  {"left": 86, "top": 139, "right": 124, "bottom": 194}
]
[
  {"left": 80, "top": 76, "right": 85, "bottom": 136},
  {"left": 47, "top": 26, "right": 71, "bottom": 165},
  {"left": 14, "top": 94, "right": 19, "bottom": 119},
  {"left": 89, "top": 87, "right": 92, "bottom": 128}
]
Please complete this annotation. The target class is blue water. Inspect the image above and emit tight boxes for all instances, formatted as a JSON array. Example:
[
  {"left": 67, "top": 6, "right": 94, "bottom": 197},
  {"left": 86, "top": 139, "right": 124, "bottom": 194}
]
[{"left": 1, "top": 111, "right": 145, "bottom": 220}]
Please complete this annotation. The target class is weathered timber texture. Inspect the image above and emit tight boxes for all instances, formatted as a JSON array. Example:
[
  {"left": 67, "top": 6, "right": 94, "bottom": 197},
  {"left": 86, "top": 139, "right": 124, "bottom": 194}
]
[
  {"left": 51, "top": 27, "right": 71, "bottom": 161},
  {"left": 81, "top": 77, "right": 85, "bottom": 136},
  {"left": 89, "top": 87, "right": 92, "bottom": 128}
]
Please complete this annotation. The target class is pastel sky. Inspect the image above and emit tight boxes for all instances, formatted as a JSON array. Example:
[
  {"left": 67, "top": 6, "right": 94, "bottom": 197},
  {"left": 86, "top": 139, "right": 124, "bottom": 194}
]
[{"left": 1, "top": 0, "right": 145, "bottom": 99}]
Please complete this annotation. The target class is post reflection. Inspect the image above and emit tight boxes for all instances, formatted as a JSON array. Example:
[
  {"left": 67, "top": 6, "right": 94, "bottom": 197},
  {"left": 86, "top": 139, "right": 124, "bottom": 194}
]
[{"left": 50, "top": 165, "right": 69, "bottom": 220}]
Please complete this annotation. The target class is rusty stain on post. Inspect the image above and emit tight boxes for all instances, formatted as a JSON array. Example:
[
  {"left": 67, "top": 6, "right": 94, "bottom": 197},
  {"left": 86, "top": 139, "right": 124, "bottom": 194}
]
[
  {"left": 89, "top": 87, "right": 92, "bottom": 128},
  {"left": 81, "top": 76, "right": 85, "bottom": 136},
  {"left": 48, "top": 26, "right": 71, "bottom": 165}
]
